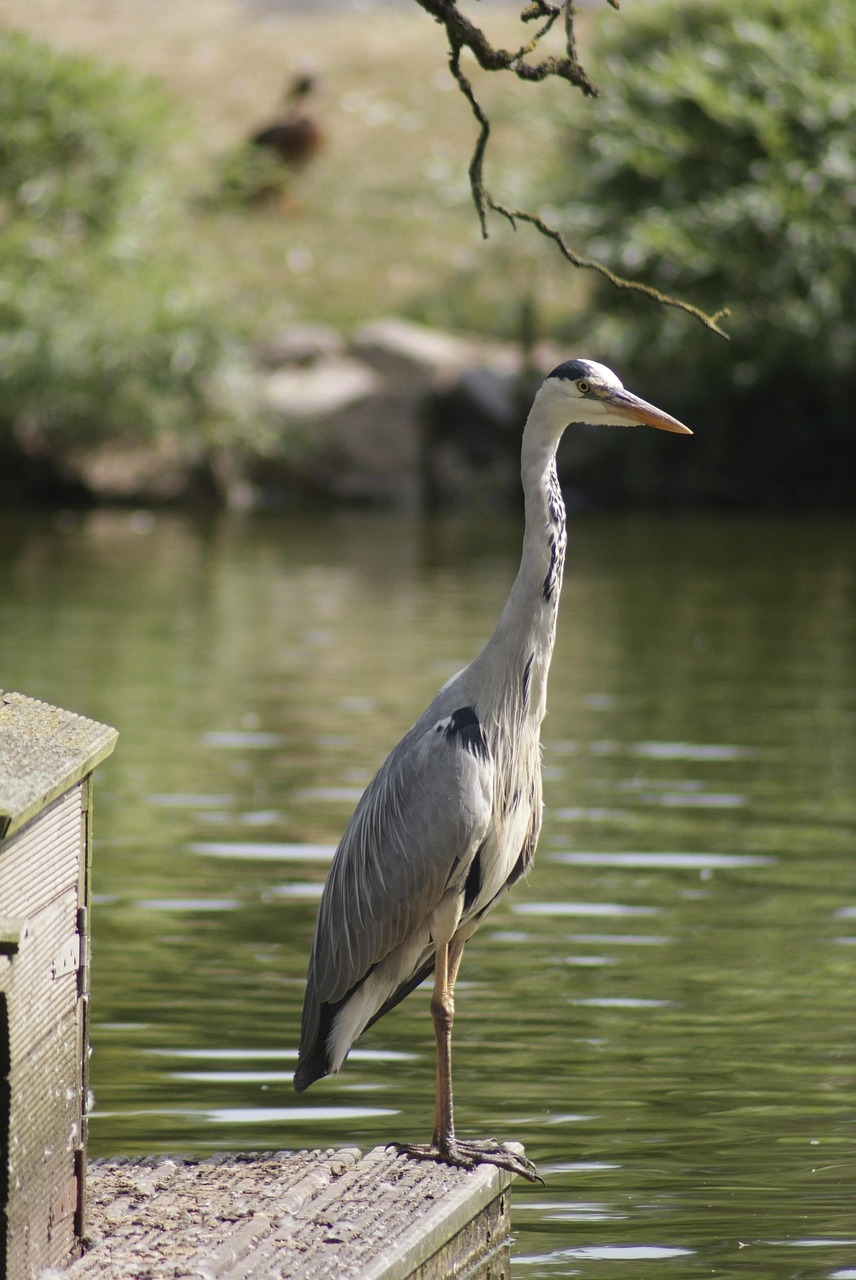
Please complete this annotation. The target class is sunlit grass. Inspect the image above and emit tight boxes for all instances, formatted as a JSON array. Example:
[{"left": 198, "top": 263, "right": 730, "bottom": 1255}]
[{"left": 1, "top": 0, "right": 591, "bottom": 339}]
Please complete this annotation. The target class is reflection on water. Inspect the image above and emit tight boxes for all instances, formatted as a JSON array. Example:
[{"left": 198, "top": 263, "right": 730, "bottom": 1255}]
[
  {"left": 1, "top": 508, "right": 855, "bottom": 1279},
  {"left": 189, "top": 841, "right": 337, "bottom": 859}
]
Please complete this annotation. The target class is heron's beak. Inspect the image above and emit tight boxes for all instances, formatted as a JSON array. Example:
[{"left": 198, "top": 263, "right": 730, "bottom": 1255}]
[{"left": 607, "top": 389, "right": 692, "bottom": 435}]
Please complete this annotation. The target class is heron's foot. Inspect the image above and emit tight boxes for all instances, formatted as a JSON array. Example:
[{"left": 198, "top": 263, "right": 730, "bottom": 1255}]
[{"left": 392, "top": 1137, "right": 541, "bottom": 1183}]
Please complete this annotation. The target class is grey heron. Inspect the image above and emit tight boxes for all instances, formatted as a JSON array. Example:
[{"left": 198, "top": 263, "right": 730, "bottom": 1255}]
[{"left": 295, "top": 359, "right": 691, "bottom": 1181}]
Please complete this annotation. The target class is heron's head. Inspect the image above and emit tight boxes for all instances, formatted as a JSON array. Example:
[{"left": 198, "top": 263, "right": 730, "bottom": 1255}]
[{"left": 536, "top": 358, "right": 691, "bottom": 437}]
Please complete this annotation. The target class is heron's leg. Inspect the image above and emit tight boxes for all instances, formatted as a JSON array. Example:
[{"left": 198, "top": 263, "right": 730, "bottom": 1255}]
[
  {"left": 394, "top": 935, "right": 540, "bottom": 1183},
  {"left": 431, "top": 936, "right": 465, "bottom": 1150}
]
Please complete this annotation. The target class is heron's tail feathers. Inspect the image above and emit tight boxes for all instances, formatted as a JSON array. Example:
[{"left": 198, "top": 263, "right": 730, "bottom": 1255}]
[
  {"left": 294, "top": 978, "right": 335, "bottom": 1093},
  {"left": 294, "top": 1028, "right": 330, "bottom": 1094},
  {"left": 294, "top": 954, "right": 436, "bottom": 1094}
]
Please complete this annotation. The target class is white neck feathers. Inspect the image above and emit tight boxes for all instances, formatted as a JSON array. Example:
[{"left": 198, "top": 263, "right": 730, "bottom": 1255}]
[{"left": 472, "top": 386, "right": 570, "bottom": 727}]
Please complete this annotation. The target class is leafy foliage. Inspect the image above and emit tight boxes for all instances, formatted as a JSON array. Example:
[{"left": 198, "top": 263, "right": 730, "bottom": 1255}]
[
  {"left": 555, "top": 0, "right": 856, "bottom": 504},
  {"left": 0, "top": 31, "right": 235, "bottom": 469},
  {"left": 0, "top": 30, "right": 176, "bottom": 239}
]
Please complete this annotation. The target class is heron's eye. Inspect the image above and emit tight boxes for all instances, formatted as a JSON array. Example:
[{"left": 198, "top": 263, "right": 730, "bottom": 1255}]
[{"left": 576, "top": 379, "right": 591, "bottom": 394}]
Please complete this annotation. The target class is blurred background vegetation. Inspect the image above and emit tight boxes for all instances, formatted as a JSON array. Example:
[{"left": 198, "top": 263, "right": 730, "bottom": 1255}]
[
  {"left": 0, "top": 32, "right": 237, "bottom": 488},
  {"left": 549, "top": 0, "right": 856, "bottom": 507},
  {"left": 0, "top": 0, "right": 854, "bottom": 508}
]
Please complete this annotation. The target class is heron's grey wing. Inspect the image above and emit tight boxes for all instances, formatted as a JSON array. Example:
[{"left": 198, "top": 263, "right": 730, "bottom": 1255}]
[
  {"left": 312, "top": 707, "right": 493, "bottom": 1003},
  {"left": 296, "top": 705, "right": 493, "bottom": 1088}
]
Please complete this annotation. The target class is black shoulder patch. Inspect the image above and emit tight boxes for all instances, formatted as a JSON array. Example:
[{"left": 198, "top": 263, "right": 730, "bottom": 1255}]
[{"left": 444, "top": 705, "right": 489, "bottom": 760}]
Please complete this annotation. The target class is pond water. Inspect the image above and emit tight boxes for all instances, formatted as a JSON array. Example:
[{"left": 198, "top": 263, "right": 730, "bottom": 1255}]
[{"left": 1, "top": 507, "right": 855, "bottom": 1278}]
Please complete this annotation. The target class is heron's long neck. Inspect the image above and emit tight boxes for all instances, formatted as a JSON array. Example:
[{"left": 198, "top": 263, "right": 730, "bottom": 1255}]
[{"left": 476, "top": 418, "right": 567, "bottom": 726}]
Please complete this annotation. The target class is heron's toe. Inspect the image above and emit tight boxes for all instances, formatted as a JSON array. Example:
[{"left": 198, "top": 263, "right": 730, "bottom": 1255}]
[{"left": 391, "top": 1137, "right": 541, "bottom": 1183}]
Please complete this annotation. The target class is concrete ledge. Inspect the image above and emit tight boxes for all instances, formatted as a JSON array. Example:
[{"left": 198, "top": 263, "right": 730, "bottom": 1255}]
[{"left": 51, "top": 1146, "right": 518, "bottom": 1279}]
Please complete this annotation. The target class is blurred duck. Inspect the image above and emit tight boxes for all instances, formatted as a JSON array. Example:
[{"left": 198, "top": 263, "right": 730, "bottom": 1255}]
[{"left": 249, "top": 73, "right": 324, "bottom": 170}]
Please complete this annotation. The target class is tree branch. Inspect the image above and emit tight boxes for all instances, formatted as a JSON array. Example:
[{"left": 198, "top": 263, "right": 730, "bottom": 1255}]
[
  {"left": 412, "top": 0, "right": 730, "bottom": 337},
  {"left": 413, "top": 0, "right": 598, "bottom": 93}
]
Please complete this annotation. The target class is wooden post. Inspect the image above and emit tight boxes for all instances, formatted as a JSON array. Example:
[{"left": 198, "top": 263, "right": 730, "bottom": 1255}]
[{"left": 0, "top": 691, "right": 117, "bottom": 1280}]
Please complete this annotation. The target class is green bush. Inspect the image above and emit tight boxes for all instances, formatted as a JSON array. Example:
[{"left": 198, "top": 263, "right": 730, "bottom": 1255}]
[
  {"left": 0, "top": 31, "right": 238, "bottom": 473},
  {"left": 553, "top": 0, "right": 856, "bottom": 505},
  {"left": 0, "top": 30, "right": 178, "bottom": 239}
]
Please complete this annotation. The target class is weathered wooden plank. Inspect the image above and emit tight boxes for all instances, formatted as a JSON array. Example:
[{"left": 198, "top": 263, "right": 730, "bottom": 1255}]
[
  {"left": 0, "top": 786, "right": 82, "bottom": 918},
  {"left": 1, "top": 889, "right": 80, "bottom": 1067},
  {"left": 56, "top": 1147, "right": 519, "bottom": 1279},
  {"left": 6, "top": 1144, "right": 79, "bottom": 1278},
  {"left": 281, "top": 1144, "right": 514, "bottom": 1280},
  {"left": 7, "top": 1005, "right": 81, "bottom": 1183},
  {"left": 4, "top": 1000, "right": 83, "bottom": 1275},
  {"left": 0, "top": 691, "right": 117, "bottom": 839}
]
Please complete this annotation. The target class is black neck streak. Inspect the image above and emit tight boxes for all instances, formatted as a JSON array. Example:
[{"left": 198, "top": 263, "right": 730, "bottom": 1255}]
[{"left": 542, "top": 463, "right": 567, "bottom": 605}]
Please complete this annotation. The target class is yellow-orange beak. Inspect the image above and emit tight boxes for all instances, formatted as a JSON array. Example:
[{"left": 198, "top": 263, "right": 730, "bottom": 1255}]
[{"left": 607, "top": 389, "right": 693, "bottom": 435}]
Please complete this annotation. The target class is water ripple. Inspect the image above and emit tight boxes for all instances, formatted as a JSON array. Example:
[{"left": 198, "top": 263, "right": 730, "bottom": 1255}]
[
  {"left": 513, "top": 902, "right": 659, "bottom": 917},
  {"left": 189, "top": 841, "right": 335, "bottom": 861},
  {"left": 551, "top": 851, "right": 775, "bottom": 869}
]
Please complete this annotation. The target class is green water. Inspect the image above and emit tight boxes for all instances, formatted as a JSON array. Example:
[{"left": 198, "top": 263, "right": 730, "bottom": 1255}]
[{"left": 2, "top": 508, "right": 855, "bottom": 1278}]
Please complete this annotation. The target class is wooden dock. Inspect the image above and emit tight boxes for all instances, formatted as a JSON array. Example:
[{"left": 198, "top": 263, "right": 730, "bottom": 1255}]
[
  {"left": 53, "top": 1145, "right": 519, "bottom": 1279},
  {"left": 1, "top": 694, "right": 520, "bottom": 1279},
  {"left": 1, "top": 691, "right": 118, "bottom": 1278}
]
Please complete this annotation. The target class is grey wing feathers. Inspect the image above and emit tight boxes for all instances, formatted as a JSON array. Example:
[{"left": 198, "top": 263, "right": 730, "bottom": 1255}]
[{"left": 308, "top": 715, "right": 493, "bottom": 1008}]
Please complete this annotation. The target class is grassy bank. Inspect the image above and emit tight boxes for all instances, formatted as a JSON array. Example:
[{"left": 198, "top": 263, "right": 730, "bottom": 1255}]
[{"left": 0, "top": 0, "right": 588, "bottom": 342}]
